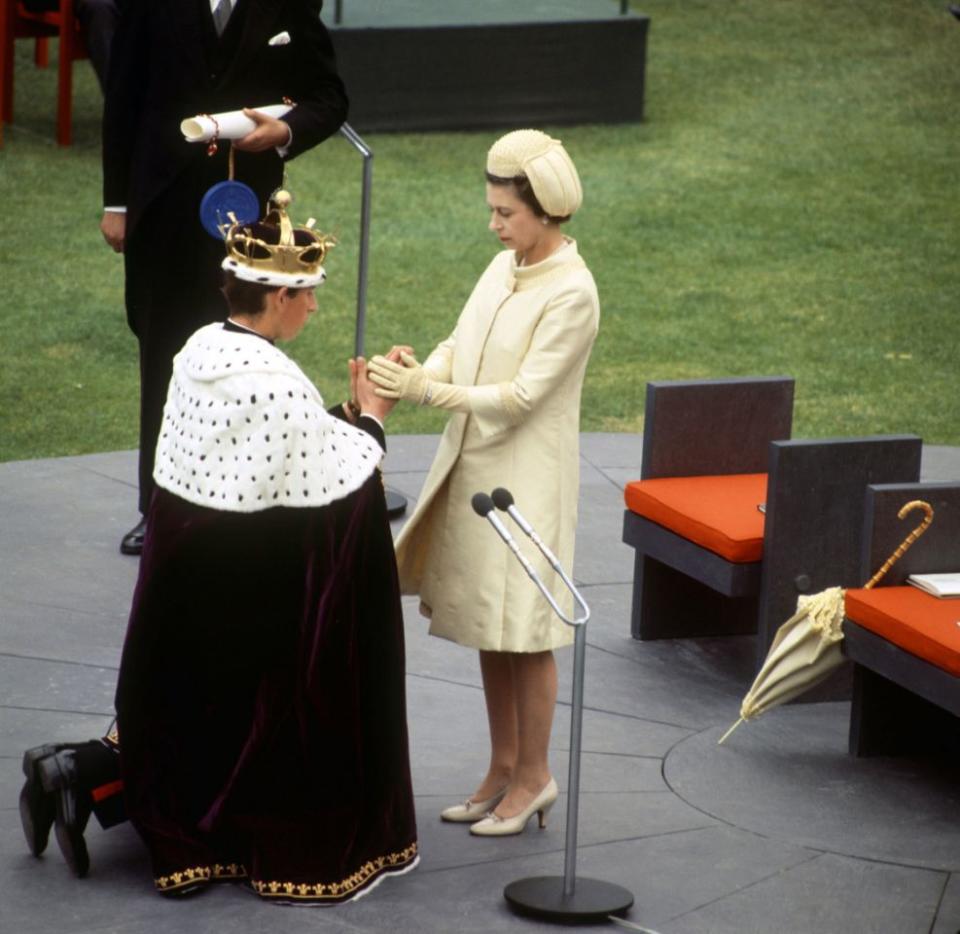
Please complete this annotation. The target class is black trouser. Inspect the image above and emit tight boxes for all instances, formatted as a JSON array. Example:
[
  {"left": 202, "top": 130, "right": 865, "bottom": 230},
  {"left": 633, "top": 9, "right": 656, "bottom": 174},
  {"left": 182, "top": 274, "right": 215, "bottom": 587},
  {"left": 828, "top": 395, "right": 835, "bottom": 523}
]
[
  {"left": 124, "top": 185, "right": 228, "bottom": 515},
  {"left": 74, "top": 739, "right": 125, "bottom": 829}
]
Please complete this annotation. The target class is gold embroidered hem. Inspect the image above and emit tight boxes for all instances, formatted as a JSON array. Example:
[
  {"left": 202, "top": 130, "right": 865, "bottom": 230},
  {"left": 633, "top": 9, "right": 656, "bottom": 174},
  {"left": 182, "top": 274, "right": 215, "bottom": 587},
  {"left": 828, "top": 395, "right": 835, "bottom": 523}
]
[
  {"left": 250, "top": 841, "right": 419, "bottom": 903},
  {"left": 154, "top": 865, "right": 213, "bottom": 893},
  {"left": 153, "top": 843, "right": 418, "bottom": 902},
  {"left": 153, "top": 861, "right": 247, "bottom": 894}
]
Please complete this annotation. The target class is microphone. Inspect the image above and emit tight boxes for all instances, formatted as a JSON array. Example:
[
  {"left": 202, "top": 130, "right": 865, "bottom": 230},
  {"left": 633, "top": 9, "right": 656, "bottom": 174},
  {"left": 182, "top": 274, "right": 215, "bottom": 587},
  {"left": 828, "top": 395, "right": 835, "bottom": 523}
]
[
  {"left": 471, "top": 491, "right": 495, "bottom": 516},
  {"left": 491, "top": 487, "right": 533, "bottom": 536},
  {"left": 483, "top": 487, "right": 589, "bottom": 626},
  {"left": 472, "top": 492, "right": 540, "bottom": 583},
  {"left": 491, "top": 487, "right": 556, "bottom": 566}
]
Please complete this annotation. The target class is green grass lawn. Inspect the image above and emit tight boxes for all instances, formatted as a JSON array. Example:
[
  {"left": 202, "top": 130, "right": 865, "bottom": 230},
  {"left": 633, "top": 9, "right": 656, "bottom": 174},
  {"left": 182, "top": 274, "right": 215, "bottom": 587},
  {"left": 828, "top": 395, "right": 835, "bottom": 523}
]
[{"left": 1, "top": 0, "right": 958, "bottom": 462}]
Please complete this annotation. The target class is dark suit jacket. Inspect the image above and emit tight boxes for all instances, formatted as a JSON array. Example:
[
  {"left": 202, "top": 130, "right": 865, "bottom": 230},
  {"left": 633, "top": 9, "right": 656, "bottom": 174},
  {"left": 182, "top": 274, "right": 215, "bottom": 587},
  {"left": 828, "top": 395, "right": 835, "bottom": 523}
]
[
  {"left": 104, "top": 0, "right": 348, "bottom": 516},
  {"left": 102, "top": 0, "right": 347, "bottom": 238}
]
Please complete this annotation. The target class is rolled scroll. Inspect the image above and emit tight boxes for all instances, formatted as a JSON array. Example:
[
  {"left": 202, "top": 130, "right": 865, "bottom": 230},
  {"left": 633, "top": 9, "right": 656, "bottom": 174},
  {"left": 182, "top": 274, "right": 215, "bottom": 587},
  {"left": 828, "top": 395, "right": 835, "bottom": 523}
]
[{"left": 181, "top": 104, "right": 292, "bottom": 143}]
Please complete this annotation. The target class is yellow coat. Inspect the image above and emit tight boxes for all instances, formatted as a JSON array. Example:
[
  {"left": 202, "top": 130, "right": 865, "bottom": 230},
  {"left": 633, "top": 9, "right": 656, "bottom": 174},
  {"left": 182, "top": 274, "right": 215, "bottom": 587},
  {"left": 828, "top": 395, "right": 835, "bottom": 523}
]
[{"left": 394, "top": 240, "right": 599, "bottom": 652}]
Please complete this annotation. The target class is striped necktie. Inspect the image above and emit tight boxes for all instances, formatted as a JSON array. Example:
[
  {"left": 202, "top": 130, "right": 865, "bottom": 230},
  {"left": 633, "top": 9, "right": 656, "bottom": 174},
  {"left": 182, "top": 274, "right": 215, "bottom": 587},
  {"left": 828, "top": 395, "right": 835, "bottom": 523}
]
[{"left": 212, "top": 0, "right": 233, "bottom": 36}]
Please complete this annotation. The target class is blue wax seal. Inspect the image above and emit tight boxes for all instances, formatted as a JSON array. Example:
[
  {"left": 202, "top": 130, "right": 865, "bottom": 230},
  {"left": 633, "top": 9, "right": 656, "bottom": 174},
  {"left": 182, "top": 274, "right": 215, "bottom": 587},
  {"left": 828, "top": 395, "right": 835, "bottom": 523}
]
[{"left": 199, "top": 180, "right": 260, "bottom": 239}]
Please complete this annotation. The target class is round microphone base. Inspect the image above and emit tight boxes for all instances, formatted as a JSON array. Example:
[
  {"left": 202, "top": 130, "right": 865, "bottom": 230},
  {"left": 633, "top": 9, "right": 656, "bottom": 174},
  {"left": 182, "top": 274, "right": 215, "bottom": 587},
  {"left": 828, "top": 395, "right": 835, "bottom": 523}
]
[
  {"left": 385, "top": 487, "right": 408, "bottom": 519},
  {"left": 503, "top": 876, "right": 634, "bottom": 925}
]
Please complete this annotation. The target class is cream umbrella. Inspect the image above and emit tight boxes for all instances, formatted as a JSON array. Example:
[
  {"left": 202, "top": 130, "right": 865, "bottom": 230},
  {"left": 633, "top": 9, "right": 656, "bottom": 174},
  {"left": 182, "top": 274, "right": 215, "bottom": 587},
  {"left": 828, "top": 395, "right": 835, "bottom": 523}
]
[{"left": 718, "top": 499, "right": 934, "bottom": 745}]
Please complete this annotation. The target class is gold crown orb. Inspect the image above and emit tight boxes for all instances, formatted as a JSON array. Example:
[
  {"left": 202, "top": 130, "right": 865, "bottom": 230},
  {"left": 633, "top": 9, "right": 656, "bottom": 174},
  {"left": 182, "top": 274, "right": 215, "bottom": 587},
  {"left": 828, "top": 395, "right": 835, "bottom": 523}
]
[{"left": 220, "top": 190, "right": 336, "bottom": 288}]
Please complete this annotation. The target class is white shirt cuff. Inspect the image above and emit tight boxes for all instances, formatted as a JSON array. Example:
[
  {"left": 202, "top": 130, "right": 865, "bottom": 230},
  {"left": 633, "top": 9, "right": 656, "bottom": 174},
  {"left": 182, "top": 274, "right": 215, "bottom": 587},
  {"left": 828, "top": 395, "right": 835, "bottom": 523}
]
[{"left": 275, "top": 121, "right": 293, "bottom": 157}]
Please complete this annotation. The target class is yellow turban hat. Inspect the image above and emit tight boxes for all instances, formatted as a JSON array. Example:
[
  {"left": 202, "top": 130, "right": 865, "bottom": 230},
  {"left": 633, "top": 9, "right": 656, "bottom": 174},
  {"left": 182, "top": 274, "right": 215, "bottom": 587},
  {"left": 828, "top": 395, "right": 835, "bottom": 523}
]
[{"left": 486, "top": 129, "right": 582, "bottom": 218}]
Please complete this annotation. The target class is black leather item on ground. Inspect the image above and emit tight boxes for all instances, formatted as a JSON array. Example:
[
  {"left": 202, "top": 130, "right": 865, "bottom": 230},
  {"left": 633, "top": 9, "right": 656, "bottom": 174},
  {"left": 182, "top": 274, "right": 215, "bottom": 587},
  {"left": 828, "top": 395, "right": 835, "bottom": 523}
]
[
  {"left": 19, "top": 745, "right": 61, "bottom": 857},
  {"left": 119, "top": 518, "right": 147, "bottom": 556},
  {"left": 39, "top": 751, "right": 92, "bottom": 878}
]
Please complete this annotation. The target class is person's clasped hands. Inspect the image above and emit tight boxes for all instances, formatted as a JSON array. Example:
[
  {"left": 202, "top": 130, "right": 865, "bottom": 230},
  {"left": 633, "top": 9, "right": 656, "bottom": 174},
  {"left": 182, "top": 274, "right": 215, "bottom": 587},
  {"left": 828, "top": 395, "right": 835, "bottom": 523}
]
[
  {"left": 368, "top": 350, "right": 429, "bottom": 403},
  {"left": 342, "top": 345, "right": 412, "bottom": 423},
  {"left": 368, "top": 345, "right": 471, "bottom": 412}
]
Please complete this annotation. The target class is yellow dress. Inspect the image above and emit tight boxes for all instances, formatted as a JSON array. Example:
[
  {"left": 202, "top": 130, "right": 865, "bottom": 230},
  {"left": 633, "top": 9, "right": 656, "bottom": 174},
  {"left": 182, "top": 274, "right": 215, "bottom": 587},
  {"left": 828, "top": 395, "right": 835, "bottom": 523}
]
[{"left": 395, "top": 240, "right": 599, "bottom": 652}]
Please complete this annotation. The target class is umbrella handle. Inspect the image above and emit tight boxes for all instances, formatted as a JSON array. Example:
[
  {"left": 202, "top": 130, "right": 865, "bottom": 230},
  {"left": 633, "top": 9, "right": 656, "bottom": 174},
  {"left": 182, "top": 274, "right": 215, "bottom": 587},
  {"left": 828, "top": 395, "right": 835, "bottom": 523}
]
[{"left": 863, "top": 499, "right": 934, "bottom": 590}]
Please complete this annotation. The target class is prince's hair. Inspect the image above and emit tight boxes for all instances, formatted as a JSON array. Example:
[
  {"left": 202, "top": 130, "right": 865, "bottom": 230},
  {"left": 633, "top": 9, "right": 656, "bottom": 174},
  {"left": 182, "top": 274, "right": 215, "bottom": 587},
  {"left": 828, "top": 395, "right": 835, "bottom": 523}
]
[{"left": 221, "top": 270, "right": 302, "bottom": 315}]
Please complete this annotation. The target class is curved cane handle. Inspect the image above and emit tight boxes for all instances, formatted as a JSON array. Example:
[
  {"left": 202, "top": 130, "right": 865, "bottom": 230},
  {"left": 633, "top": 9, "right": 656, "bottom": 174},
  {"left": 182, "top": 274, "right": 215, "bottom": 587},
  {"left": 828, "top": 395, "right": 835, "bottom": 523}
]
[{"left": 864, "top": 499, "right": 934, "bottom": 590}]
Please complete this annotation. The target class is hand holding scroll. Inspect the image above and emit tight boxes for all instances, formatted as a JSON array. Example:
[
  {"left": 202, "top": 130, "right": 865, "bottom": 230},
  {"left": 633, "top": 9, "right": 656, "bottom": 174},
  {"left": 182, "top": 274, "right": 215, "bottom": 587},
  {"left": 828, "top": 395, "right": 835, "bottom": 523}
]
[{"left": 233, "top": 108, "right": 293, "bottom": 153}]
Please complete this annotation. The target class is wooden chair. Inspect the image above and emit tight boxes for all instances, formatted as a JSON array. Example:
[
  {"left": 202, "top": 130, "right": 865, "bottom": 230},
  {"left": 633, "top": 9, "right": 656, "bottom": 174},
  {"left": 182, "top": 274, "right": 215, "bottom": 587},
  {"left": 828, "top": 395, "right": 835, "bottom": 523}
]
[
  {"left": 755, "top": 435, "right": 922, "bottom": 666},
  {"left": 843, "top": 482, "right": 960, "bottom": 757},
  {"left": 622, "top": 377, "right": 794, "bottom": 645},
  {"left": 621, "top": 377, "right": 923, "bottom": 667},
  {"left": 0, "top": 0, "right": 88, "bottom": 146}
]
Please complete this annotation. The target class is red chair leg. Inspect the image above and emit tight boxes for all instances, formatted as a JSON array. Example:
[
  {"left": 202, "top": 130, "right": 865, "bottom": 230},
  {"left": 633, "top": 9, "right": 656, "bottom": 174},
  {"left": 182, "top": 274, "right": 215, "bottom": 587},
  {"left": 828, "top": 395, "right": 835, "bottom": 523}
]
[
  {"left": 1, "top": 0, "right": 14, "bottom": 127},
  {"left": 56, "top": 0, "right": 73, "bottom": 145},
  {"left": 0, "top": 0, "right": 84, "bottom": 145}
]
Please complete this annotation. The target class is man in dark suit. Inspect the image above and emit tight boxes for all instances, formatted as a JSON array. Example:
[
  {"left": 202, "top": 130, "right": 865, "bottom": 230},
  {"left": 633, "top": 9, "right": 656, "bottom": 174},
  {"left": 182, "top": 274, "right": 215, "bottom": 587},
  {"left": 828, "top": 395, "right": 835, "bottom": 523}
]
[{"left": 99, "top": 0, "right": 347, "bottom": 554}]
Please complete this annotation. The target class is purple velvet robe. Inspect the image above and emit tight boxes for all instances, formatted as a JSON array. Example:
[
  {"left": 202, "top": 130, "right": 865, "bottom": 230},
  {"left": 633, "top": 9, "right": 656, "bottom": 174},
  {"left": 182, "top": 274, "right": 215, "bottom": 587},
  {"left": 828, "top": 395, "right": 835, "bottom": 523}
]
[{"left": 115, "top": 471, "right": 417, "bottom": 902}]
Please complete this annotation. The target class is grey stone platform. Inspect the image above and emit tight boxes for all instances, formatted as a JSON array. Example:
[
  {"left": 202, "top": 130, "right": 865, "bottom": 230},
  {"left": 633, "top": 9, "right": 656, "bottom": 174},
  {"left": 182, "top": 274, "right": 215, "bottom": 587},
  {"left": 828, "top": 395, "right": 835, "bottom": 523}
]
[{"left": 1, "top": 437, "right": 959, "bottom": 934}]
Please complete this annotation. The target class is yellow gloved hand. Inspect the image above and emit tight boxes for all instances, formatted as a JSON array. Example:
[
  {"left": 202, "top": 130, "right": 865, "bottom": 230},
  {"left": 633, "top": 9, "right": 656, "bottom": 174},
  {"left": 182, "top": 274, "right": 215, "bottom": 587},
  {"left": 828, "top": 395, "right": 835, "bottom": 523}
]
[
  {"left": 368, "top": 351, "right": 474, "bottom": 412},
  {"left": 368, "top": 352, "right": 429, "bottom": 403}
]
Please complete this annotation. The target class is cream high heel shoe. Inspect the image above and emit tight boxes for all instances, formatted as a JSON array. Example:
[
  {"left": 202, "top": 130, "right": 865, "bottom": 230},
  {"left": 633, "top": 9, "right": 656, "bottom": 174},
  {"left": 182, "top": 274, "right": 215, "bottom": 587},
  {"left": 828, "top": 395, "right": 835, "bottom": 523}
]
[
  {"left": 469, "top": 778, "right": 558, "bottom": 837},
  {"left": 440, "top": 787, "right": 507, "bottom": 823}
]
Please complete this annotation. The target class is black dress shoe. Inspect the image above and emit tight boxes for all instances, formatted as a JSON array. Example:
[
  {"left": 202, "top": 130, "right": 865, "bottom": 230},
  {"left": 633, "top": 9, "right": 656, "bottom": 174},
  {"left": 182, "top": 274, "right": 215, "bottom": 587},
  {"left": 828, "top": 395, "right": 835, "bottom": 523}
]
[
  {"left": 39, "top": 750, "right": 91, "bottom": 878},
  {"left": 19, "top": 745, "right": 61, "bottom": 856},
  {"left": 120, "top": 518, "right": 147, "bottom": 556}
]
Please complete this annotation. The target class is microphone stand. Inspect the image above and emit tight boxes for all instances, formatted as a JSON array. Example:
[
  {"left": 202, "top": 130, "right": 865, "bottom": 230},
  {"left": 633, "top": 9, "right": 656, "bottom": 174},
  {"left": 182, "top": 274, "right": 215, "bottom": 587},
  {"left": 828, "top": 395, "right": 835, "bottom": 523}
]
[
  {"left": 338, "top": 122, "right": 406, "bottom": 518},
  {"left": 337, "top": 123, "right": 371, "bottom": 362},
  {"left": 473, "top": 491, "right": 634, "bottom": 925}
]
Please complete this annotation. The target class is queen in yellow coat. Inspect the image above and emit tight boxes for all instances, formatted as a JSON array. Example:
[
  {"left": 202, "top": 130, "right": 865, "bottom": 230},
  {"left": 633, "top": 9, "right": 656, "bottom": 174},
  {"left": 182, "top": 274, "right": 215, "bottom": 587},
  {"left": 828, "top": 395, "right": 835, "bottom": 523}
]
[{"left": 369, "top": 130, "right": 599, "bottom": 837}]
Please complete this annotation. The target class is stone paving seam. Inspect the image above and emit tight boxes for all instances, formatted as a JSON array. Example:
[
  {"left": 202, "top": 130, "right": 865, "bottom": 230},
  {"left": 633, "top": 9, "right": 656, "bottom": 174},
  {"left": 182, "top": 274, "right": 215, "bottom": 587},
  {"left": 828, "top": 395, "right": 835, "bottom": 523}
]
[
  {"left": 405, "top": 671, "right": 484, "bottom": 691},
  {"left": 0, "top": 598, "right": 128, "bottom": 620},
  {"left": 573, "top": 750, "right": 674, "bottom": 762},
  {"left": 553, "top": 697, "right": 700, "bottom": 732},
  {"left": 408, "top": 825, "right": 725, "bottom": 880},
  {"left": 3, "top": 703, "right": 115, "bottom": 716},
  {"left": 661, "top": 729, "right": 958, "bottom": 875},
  {"left": 70, "top": 466, "right": 138, "bottom": 489},
  {"left": 931, "top": 873, "right": 952, "bottom": 931},
  {"left": 659, "top": 849, "right": 824, "bottom": 928},
  {"left": 0, "top": 652, "right": 119, "bottom": 671}
]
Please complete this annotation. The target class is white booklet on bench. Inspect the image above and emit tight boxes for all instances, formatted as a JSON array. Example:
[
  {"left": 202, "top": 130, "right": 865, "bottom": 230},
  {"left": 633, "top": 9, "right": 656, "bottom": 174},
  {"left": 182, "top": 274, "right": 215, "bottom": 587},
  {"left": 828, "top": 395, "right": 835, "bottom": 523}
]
[{"left": 907, "top": 572, "right": 960, "bottom": 598}]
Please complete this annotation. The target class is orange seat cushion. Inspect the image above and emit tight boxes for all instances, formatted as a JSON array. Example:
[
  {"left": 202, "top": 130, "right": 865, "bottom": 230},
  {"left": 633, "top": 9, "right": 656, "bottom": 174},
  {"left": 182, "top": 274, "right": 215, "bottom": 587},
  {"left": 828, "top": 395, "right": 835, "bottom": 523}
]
[
  {"left": 623, "top": 474, "right": 767, "bottom": 563},
  {"left": 845, "top": 587, "right": 960, "bottom": 677}
]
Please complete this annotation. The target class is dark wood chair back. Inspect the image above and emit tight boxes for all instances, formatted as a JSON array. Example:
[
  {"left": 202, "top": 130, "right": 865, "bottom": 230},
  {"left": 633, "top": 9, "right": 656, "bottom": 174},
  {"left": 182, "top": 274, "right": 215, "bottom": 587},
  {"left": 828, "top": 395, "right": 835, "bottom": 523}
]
[{"left": 640, "top": 376, "right": 794, "bottom": 480}]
